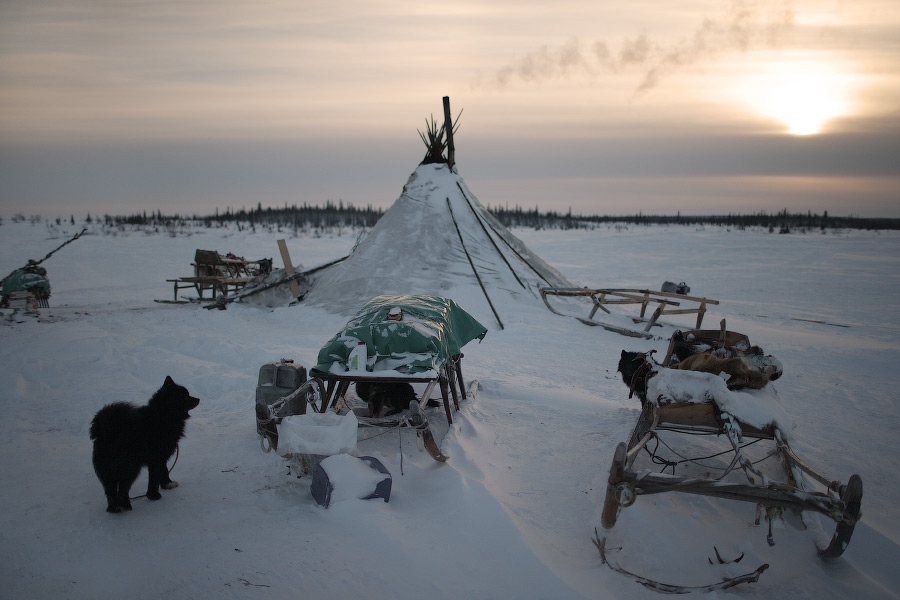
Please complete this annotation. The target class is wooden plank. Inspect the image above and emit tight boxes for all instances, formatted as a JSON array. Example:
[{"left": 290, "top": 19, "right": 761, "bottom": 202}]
[
  {"left": 655, "top": 402, "right": 720, "bottom": 428},
  {"left": 277, "top": 239, "right": 301, "bottom": 299}
]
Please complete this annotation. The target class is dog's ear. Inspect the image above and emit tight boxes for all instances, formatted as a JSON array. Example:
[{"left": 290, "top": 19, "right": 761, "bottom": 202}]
[
  {"left": 621, "top": 350, "right": 627, "bottom": 358},
  {"left": 164, "top": 375, "right": 175, "bottom": 387}
]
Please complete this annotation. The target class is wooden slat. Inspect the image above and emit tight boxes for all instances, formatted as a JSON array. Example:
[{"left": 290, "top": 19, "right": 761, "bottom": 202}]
[{"left": 277, "top": 239, "right": 301, "bottom": 299}]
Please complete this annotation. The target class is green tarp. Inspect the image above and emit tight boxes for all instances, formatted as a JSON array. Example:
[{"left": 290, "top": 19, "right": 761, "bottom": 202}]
[
  {"left": 1, "top": 270, "right": 51, "bottom": 298},
  {"left": 311, "top": 295, "right": 488, "bottom": 376}
]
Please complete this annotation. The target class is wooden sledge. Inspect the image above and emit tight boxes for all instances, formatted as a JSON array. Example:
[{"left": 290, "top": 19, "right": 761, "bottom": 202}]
[
  {"left": 281, "top": 295, "right": 487, "bottom": 463},
  {"left": 540, "top": 287, "right": 719, "bottom": 335},
  {"left": 602, "top": 327, "right": 862, "bottom": 560},
  {"left": 311, "top": 354, "right": 471, "bottom": 462},
  {"left": 256, "top": 370, "right": 473, "bottom": 463}
]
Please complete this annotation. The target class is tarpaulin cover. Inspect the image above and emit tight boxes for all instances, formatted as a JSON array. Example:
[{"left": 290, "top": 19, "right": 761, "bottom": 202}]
[
  {"left": 311, "top": 295, "right": 487, "bottom": 376},
  {"left": 2, "top": 270, "right": 51, "bottom": 297}
]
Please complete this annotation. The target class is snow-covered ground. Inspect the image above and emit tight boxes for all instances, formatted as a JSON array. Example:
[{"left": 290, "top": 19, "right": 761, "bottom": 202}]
[{"left": 1, "top": 218, "right": 898, "bottom": 599}]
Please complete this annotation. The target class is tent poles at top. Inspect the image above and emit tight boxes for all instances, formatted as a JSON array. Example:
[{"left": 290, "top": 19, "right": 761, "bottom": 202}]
[
  {"left": 442, "top": 96, "right": 456, "bottom": 169},
  {"left": 446, "top": 197, "right": 504, "bottom": 330}
]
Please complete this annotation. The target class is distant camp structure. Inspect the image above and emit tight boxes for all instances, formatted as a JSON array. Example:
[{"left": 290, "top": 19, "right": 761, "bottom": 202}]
[
  {"left": 187, "top": 97, "right": 718, "bottom": 337},
  {"left": 0, "top": 228, "right": 87, "bottom": 311}
]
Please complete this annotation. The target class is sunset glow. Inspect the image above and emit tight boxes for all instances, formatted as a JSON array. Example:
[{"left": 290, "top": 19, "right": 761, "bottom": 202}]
[
  {"left": 743, "top": 60, "right": 851, "bottom": 135},
  {"left": 0, "top": 1, "right": 897, "bottom": 217}
]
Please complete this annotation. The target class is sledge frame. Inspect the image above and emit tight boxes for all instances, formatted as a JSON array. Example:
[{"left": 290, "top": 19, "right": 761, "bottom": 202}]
[
  {"left": 540, "top": 287, "right": 719, "bottom": 332},
  {"left": 602, "top": 328, "right": 862, "bottom": 559},
  {"left": 315, "top": 353, "right": 467, "bottom": 423},
  {"left": 307, "top": 354, "right": 470, "bottom": 462},
  {"left": 166, "top": 249, "right": 269, "bottom": 301}
]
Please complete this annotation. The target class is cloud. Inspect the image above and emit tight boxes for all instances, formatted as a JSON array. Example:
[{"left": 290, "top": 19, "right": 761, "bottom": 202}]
[{"left": 489, "top": 0, "right": 795, "bottom": 94}]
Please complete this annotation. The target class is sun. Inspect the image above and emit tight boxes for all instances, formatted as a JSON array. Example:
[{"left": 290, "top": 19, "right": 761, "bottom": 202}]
[{"left": 742, "top": 60, "right": 849, "bottom": 135}]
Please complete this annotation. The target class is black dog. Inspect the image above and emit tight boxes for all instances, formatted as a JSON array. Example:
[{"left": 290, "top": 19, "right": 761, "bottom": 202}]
[
  {"left": 90, "top": 376, "right": 200, "bottom": 513},
  {"left": 617, "top": 350, "right": 656, "bottom": 404},
  {"left": 355, "top": 381, "right": 419, "bottom": 417}
]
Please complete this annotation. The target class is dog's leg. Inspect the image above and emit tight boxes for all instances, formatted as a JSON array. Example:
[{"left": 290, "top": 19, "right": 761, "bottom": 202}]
[
  {"left": 117, "top": 465, "right": 140, "bottom": 511},
  {"left": 158, "top": 458, "right": 178, "bottom": 490},
  {"left": 95, "top": 464, "right": 123, "bottom": 513},
  {"left": 101, "top": 479, "right": 123, "bottom": 513},
  {"left": 95, "top": 455, "right": 134, "bottom": 512},
  {"left": 146, "top": 460, "right": 171, "bottom": 500},
  {"left": 117, "top": 481, "right": 134, "bottom": 511}
]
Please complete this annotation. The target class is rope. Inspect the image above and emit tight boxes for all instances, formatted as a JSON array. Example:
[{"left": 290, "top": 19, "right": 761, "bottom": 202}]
[{"left": 644, "top": 431, "right": 767, "bottom": 476}]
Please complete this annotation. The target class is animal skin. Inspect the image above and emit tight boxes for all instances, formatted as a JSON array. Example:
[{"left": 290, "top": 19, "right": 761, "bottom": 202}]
[
  {"left": 674, "top": 352, "right": 770, "bottom": 389},
  {"left": 89, "top": 376, "right": 200, "bottom": 513}
]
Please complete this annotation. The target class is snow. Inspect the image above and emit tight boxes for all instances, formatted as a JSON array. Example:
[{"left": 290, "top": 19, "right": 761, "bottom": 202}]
[
  {"left": 647, "top": 369, "right": 795, "bottom": 436},
  {"left": 2, "top": 212, "right": 900, "bottom": 599},
  {"left": 313, "top": 454, "right": 390, "bottom": 505}
]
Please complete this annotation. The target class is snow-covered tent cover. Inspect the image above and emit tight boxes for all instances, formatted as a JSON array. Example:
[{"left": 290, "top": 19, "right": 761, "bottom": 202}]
[
  {"left": 311, "top": 294, "right": 487, "bottom": 376},
  {"left": 299, "top": 163, "right": 575, "bottom": 325}
]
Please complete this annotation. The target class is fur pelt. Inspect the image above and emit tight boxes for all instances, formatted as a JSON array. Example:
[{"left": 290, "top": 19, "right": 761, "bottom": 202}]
[{"left": 674, "top": 352, "right": 770, "bottom": 389}]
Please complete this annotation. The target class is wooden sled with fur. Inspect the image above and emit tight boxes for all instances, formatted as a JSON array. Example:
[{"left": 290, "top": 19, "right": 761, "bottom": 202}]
[{"left": 603, "top": 323, "right": 863, "bottom": 566}]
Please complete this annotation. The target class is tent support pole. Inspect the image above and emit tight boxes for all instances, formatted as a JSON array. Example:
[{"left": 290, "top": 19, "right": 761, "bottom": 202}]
[
  {"left": 447, "top": 197, "right": 504, "bottom": 330},
  {"left": 455, "top": 183, "right": 526, "bottom": 289},
  {"left": 456, "top": 182, "right": 552, "bottom": 286}
]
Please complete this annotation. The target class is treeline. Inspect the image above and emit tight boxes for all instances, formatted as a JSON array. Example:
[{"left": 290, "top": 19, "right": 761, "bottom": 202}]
[
  {"left": 486, "top": 206, "right": 900, "bottom": 232},
  {"left": 103, "top": 200, "right": 384, "bottom": 230},
  {"left": 10, "top": 204, "right": 900, "bottom": 232}
]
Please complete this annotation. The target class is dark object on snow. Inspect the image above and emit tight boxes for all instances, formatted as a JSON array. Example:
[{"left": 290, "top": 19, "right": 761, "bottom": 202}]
[
  {"left": 0, "top": 227, "right": 86, "bottom": 308},
  {"left": 254, "top": 360, "right": 326, "bottom": 454},
  {"left": 661, "top": 280, "right": 690, "bottom": 295},
  {"left": 256, "top": 361, "right": 308, "bottom": 414},
  {"left": 617, "top": 350, "right": 656, "bottom": 405},
  {"left": 311, "top": 455, "right": 392, "bottom": 508},
  {"left": 0, "top": 267, "right": 51, "bottom": 308},
  {"left": 355, "top": 381, "right": 419, "bottom": 417},
  {"left": 89, "top": 376, "right": 200, "bottom": 513}
]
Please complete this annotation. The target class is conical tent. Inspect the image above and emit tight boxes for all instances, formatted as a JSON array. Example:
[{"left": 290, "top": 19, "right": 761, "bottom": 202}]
[{"left": 300, "top": 162, "right": 575, "bottom": 328}]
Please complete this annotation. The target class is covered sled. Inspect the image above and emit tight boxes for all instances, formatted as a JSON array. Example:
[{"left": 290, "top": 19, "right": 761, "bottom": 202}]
[
  {"left": 1, "top": 265, "right": 51, "bottom": 309},
  {"left": 602, "top": 324, "right": 862, "bottom": 564},
  {"left": 256, "top": 295, "right": 487, "bottom": 463}
]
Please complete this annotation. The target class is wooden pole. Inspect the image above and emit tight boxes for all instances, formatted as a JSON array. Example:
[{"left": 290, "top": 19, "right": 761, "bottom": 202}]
[
  {"left": 442, "top": 96, "right": 455, "bottom": 168},
  {"left": 277, "top": 239, "right": 301, "bottom": 299}
]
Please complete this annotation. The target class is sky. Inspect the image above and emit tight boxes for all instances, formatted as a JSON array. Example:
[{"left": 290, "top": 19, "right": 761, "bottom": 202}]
[{"left": 1, "top": 0, "right": 898, "bottom": 219}]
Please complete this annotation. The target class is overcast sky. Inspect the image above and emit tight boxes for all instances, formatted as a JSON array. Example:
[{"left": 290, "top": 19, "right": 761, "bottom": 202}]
[{"left": 1, "top": 0, "right": 898, "bottom": 219}]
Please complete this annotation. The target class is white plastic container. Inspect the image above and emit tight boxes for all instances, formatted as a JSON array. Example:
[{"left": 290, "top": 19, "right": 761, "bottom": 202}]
[
  {"left": 348, "top": 341, "right": 367, "bottom": 372},
  {"left": 276, "top": 411, "right": 359, "bottom": 458}
]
